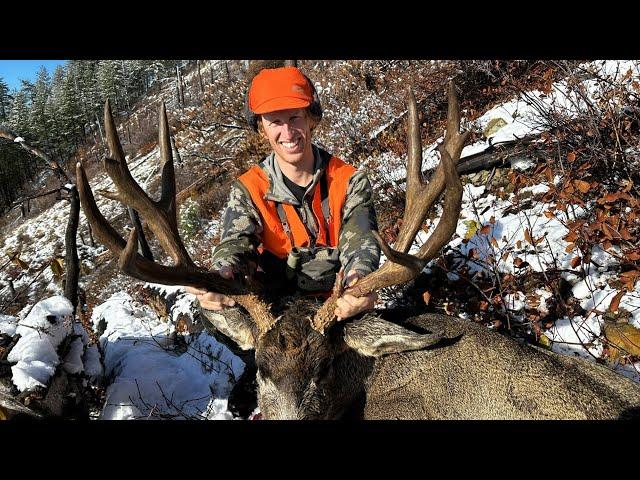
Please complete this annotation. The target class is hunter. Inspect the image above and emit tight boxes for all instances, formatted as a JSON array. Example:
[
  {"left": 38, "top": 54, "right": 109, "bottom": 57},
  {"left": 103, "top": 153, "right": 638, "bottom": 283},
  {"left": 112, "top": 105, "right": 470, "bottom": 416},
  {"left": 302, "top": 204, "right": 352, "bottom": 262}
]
[{"left": 185, "top": 65, "right": 380, "bottom": 413}]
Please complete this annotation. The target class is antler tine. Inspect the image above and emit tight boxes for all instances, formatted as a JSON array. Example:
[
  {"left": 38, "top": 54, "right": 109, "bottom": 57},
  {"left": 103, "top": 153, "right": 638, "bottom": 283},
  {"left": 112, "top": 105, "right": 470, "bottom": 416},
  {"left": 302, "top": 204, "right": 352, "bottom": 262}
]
[
  {"left": 78, "top": 161, "right": 207, "bottom": 286},
  {"left": 158, "top": 101, "right": 177, "bottom": 226},
  {"left": 443, "top": 80, "right": 468, "bottom": 161},
  {"left": 76, "top": 161, "right": 126, "bottom": 254},
  {"left": 393, "top": 81, "right": 470, "bottom": 254},
  {"left": 79, "top": 105, "right": 280, "bottom": 337},
  {"left": 393, "top": 87, "right": 425, "bottom": 253},
  {"left": 405, "top": 87, "right": 423, "bottom": 209},
  {"left": 101, "top": 100, "right": 193, "bottom": 268},
  {"left": 104, "top": 98, "right": 127, "bottom": 164},
  {"left": 311, "top": 81, "right": 469, "bottom": 335}
]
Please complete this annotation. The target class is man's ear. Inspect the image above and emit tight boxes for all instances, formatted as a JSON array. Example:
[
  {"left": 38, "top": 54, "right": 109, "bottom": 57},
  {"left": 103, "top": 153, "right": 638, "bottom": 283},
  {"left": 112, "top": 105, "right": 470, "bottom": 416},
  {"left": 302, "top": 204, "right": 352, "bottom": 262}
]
[{"left": 257, "top": 119, "right": 268, "bottom": 139}]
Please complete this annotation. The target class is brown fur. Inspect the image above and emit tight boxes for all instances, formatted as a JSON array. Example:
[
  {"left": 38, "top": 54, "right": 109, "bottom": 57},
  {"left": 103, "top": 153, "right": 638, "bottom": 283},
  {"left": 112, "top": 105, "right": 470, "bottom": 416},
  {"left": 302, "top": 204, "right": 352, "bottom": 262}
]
[
  {"left": 248, "top": 298, "right": 640, "bottom": 419},
  {"left": 363, "top": 314, "right": 640, "bottom": 419}
]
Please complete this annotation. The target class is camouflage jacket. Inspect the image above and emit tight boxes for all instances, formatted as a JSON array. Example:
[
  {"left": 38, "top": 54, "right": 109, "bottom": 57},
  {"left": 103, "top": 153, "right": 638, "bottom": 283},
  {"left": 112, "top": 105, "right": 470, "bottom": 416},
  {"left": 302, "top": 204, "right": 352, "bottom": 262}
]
[{"left": 211, "top": 144, "right": 380, "bottom": 286}]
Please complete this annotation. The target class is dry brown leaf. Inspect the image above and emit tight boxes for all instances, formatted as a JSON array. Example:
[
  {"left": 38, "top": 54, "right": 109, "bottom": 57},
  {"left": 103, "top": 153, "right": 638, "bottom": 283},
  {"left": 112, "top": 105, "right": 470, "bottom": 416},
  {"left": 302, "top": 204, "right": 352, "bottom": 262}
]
[
  {"left": 601, "top": 223, "right": 618, "bottom": 240},
  {"left": 627, "top": 251, "right": 640, "bottom": 261},
  {"left": 570, "top": 256, "right": 581, "bottom": 268},
  {"left": 574, "top": 180, "right": 591, "bottom": 193},
  {"left": 620, "top": 228, "right": 634, "bottom": 241},
  {"left": 524, "top": 228, "right": 533, "bottom": 246},
  {"left": 544, "top": 167, "right": 554, "bottom": 184},
  {"left": 620, "top": 271, "right": 640, "bottom": 290},
  {"left": 564, "top": 231, "right": 579, "bottom": 243},
  {"left": 422, "top": 291, "right": 431, "bottom": 305},
  {"left": 609, "top": 290, "right": 626, "bottom": 313},
  {"left": 598, "top": 192, "right": 620, "bottom": 204},
  {"left": 11, "top": 256, "right": 28, "bottom": 270},
  {"left": 567, "top": 152, "right": 577, "bottom": 163},
  {"left": 50, "top": 258, "right": 64, "bottom": 277},
  {"left": 604, "top": 322, "right": 640, "bottom": 360}
]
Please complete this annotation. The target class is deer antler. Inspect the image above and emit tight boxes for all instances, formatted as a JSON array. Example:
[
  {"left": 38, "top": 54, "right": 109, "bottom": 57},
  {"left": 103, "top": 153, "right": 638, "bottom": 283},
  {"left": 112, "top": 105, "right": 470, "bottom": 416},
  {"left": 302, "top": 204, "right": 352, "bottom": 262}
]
[
  {"left": 76, "top": 100, "right": 278, "bottom": 335},
  {"left": 311, "top": 81, "right": 470, "bottom": 334}
]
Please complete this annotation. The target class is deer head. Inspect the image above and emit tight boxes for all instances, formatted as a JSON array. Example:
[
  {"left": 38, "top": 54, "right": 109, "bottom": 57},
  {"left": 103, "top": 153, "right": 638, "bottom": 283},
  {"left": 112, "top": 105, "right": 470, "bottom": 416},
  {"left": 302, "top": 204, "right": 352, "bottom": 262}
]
[{"left": 77, "top": 80, "right": 469, "bottom": 419}]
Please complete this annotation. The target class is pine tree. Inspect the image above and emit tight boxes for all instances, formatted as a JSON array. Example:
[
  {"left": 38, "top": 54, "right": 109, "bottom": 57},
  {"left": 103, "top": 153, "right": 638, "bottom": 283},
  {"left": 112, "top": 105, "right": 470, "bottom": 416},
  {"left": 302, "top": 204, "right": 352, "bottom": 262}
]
[
  {"left": 8, "top": 90, "right": 32, "bottom": 140},
  {"left": 59, "top": 67, "right": 83, "bottom": 142},
  {"left": 0, "top": 77, "right": 11, "bottom": 123},
  {"left": 29, "top": 66, "right": 52, "bottom": 148},
  {"left": 49, "top": 65, "right": 71, "bottom": 156},
  {"left": 97, "top": 60, "right": 119, "bottom": 108}
]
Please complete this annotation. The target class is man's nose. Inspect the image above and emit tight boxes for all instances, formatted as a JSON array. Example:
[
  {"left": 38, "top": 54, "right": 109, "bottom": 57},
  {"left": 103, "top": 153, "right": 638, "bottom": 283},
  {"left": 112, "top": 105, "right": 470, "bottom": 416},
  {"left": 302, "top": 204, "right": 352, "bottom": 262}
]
[{"left": 282, "top": 121, "right": 295, "bottom": 134}]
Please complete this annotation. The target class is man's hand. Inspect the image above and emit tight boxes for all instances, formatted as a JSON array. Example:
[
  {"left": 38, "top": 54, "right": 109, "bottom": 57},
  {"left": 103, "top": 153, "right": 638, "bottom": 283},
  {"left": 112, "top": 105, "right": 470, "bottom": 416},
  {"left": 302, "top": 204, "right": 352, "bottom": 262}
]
[
  {"left": 184, "top": 265, "right": 236, "bottom": 311},
  {"left": 334, "top": 270, "right": 377, "bottom": 321}
]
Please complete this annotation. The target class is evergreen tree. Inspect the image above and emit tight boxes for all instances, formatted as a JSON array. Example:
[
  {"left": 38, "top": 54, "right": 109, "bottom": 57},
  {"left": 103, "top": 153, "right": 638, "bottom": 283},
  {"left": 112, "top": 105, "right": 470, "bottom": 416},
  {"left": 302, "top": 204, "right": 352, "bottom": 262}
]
[
  {"left": 97, "top": 60, "right": 119, "bottom": 108},
  {"left": 8, "top": 90, "right": 32, "bottom": 140},
  {"left": 59, "top": 67, "right": 83, "bottom": 142},
  {"left": 29, "top": 66, "right": 52, "bottom": 148},
  {"left": 49, "top": 65, "right": 70, "bottom": 155},
  {"left": 0, "top": 77, "right": 11, "bottom": 123}
]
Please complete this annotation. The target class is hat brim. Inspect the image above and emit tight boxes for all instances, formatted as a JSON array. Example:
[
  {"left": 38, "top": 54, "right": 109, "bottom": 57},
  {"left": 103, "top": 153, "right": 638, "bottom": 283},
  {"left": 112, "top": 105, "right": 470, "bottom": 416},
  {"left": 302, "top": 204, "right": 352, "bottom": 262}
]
[{"left": 252, "top": 96, "right": 311, "bottom": 115}]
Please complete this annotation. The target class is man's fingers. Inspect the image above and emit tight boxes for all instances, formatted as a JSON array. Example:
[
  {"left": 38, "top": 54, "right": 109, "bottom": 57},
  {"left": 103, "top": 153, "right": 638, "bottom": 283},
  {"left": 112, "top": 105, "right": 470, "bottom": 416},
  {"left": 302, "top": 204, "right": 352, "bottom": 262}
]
[
  {"left": 344, "top": 270, "right": 361, "bottom": 288},
  {"left": 185, "top": 286, "right": 207, "bottom": 295}
]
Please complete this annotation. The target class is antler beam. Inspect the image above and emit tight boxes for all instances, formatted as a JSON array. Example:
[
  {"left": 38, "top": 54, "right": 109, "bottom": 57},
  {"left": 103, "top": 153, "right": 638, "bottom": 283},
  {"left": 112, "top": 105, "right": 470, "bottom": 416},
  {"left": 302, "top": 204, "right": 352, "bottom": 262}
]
[
  {"left": 312, "top": 81, "right": 469, "bottom": 334},
  {"left": 76, "top": 100, "right": 278, "bottom": 335}
]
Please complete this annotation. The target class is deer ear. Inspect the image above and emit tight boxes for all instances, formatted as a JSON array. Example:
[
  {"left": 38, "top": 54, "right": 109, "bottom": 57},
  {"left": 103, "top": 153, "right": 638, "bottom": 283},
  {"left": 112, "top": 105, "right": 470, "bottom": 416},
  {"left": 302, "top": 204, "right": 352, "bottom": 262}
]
[
  {"left": 200, "top": 308, "right": 257, "bottom": 351},
  {"left": 343, "top": 315, "right": 442, "bottom": 357}
]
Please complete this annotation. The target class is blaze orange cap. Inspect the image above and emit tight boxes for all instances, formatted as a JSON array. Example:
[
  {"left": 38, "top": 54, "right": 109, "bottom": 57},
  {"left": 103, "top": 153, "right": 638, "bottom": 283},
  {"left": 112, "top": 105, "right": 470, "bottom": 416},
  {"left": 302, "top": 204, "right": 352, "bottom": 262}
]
[{"left": 248, "top": 67, "right": 314, "bottom": 114}]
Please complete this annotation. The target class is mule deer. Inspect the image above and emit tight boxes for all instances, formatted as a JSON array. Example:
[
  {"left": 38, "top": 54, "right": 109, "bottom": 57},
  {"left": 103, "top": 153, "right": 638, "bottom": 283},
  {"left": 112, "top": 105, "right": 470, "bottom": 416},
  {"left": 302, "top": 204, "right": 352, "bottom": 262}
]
[{"left": 77, "top": 81, "right": 640, "bottom": 419}]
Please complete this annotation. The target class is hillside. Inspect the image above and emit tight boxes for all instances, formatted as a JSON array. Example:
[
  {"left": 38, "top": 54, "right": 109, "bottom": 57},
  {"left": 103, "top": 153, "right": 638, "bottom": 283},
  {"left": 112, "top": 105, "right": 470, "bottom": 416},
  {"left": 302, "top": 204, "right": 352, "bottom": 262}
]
[{"left": 1, "top": 60, "right": 639, "bottom": 419}]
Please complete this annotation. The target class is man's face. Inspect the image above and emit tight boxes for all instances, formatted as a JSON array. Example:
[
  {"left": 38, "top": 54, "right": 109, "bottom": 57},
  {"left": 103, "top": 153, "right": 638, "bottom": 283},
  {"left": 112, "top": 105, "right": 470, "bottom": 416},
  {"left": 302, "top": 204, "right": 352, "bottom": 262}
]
[{"left": 260, "top": 108, "right": 314, "bottom": 169}]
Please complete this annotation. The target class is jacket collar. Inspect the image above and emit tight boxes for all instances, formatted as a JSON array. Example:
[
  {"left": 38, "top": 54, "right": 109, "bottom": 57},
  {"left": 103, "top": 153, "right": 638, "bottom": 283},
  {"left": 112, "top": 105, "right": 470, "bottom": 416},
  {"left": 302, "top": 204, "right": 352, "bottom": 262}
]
[{"left": 261, "top": 144, "right": 329, "bottom": 206}]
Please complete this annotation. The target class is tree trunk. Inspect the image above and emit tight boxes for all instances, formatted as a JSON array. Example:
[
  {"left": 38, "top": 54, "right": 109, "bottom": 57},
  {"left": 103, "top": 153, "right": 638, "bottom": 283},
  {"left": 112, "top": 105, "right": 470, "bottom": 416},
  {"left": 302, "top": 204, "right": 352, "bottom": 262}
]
[
  {"left": 171, "top": 135, "right": 182, "bottom": 167},
  {"left": 95, "top": 112, "right": 105, "bottom": 147},
  {"left": 127, "top": 206, "right": 154, "bottom": 261},
  {"left": 64, "top": 186, "right": 80, "bottom": 313},
  {"left": 87, "top": 223, "right": 95, "bottom": 247},
  {"left": 197, "top": 60, "right": 205, "bottom": 93},
  {"left": 176, "top": 66, "right": 185, "bottom": 108}
]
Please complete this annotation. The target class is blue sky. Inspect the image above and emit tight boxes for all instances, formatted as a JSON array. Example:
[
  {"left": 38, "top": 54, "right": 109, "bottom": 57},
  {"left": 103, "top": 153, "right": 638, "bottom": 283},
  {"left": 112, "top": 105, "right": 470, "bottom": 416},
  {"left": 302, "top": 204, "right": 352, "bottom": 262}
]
[{"left": 0, "top": 60, "right": 68, "bottom": 92}]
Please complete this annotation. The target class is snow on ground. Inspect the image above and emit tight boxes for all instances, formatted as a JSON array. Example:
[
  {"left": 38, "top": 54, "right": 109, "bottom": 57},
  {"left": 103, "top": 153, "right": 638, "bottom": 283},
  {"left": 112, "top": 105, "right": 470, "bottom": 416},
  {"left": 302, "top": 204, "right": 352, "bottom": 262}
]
[
  {"left": 1, "top": 296, "right": 95, "bottom": 391},
  {"left": 92, "top": 290, "right": 244, "bottom": 420},
  {"left": 0, "top": 146, "right": 162, "bottom": 310}
]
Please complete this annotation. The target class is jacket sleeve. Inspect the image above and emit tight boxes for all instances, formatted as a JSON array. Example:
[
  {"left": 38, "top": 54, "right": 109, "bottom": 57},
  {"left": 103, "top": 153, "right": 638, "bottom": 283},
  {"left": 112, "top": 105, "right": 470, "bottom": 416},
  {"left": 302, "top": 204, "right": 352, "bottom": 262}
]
[
  {"left": 210, "top": 180, "right": 263, "bottom": 274},
  {"left": 338, "top": 169, "right": 381, "bottom": 279}
]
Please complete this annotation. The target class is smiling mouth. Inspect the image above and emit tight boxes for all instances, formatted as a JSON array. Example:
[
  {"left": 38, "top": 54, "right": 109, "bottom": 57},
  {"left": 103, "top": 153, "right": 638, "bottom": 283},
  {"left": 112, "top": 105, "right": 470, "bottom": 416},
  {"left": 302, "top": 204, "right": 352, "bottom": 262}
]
[{"left": 280, "top": 138, "right": 301, "bottom": 149}]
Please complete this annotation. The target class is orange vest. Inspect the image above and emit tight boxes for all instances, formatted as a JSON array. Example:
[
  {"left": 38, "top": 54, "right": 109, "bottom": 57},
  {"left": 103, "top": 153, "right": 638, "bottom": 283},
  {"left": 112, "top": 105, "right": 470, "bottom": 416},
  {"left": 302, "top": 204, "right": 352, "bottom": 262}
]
[{"left": 238, "top": 156, "right": 356, "bottom": 259}]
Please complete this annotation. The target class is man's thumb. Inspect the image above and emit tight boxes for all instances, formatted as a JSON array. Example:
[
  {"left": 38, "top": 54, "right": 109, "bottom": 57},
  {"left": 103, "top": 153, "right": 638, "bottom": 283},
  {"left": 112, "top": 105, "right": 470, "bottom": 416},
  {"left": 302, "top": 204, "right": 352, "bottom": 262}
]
[{"left": 346, "top": 270, "right": 360, "bottom": 287}]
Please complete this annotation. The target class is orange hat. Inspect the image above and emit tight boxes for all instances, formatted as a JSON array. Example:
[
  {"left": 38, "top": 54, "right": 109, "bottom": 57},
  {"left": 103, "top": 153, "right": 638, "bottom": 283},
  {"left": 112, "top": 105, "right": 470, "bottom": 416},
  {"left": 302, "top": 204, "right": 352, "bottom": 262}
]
[{"left": 248, "top": 67, "right": 314, "bottom": 114}]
